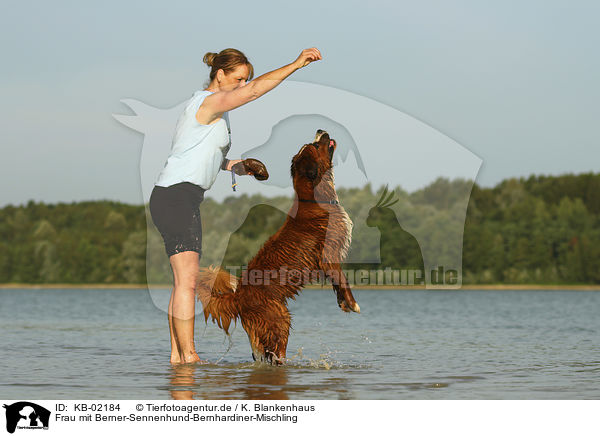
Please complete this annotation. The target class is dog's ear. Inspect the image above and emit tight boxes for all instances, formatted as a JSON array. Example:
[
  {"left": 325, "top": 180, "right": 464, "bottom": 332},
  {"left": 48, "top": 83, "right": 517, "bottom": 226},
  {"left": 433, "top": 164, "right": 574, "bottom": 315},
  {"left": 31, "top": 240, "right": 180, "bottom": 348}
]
[
  {"left": 291, "top": 145, "right": 317, "bottom": 180},
  {"left": 296, "top": 153, "right": 318, "bottom": 180},
  {"left": 305, "top": 161, "right": 318, "bottom": 180},
  {"left": 290, "top": 148, "right": 303, "bottom": 178}
]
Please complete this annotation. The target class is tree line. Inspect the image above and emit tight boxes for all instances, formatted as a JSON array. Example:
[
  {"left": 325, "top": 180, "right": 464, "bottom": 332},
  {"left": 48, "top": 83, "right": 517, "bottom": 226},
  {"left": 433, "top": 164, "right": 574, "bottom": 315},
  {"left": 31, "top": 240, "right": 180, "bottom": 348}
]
[{"left": 0, "top": 172, "right": 598, "bottom": 285}]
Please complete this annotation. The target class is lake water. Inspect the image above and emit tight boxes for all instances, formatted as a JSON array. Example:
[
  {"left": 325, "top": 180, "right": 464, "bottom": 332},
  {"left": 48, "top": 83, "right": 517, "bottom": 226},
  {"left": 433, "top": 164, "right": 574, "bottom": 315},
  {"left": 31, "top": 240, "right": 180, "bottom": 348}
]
[{"left": 1, "top": 288, "right": 599, "bottom": 400}]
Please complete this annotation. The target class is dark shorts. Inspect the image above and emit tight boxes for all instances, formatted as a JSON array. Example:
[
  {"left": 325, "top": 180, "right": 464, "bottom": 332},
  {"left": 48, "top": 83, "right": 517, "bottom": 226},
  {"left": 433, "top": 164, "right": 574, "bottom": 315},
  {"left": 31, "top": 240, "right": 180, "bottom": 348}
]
[{"left": 149, "top": 182, "right": 206, "bottom": 258}]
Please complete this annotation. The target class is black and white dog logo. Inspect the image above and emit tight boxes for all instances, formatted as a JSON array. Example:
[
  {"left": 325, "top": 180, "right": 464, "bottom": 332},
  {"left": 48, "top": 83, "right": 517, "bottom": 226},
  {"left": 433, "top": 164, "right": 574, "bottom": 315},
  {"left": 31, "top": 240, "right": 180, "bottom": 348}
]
[{"left": 3, "top": 402, "right": 50, "bottom": 434}]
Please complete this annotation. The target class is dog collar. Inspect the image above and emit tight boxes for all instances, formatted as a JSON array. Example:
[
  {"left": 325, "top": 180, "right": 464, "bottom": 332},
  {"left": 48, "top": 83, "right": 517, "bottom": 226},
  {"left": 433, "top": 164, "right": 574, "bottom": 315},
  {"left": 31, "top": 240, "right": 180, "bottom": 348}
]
[{"left": 298, "top": 198, "right": 339, "bottom": 205}]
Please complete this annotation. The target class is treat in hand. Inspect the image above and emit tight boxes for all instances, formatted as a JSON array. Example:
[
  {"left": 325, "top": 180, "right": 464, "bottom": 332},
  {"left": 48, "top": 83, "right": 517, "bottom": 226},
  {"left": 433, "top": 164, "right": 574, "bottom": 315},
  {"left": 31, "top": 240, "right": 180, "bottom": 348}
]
[{"left": 232, "top": 158, "right": 269, "bottom": 180}]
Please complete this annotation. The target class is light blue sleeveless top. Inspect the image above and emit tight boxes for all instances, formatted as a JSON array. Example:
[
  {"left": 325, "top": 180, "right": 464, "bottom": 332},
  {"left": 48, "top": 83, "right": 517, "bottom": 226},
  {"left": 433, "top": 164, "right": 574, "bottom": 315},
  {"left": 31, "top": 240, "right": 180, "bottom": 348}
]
[{"left": 155, "top": 90, "right": 231, "bottom": 190}]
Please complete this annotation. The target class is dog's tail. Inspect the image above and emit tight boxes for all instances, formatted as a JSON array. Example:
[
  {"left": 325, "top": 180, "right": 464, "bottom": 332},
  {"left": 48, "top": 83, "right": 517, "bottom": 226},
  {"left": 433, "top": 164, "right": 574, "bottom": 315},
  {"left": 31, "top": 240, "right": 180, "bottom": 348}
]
[{"left": 196, "top": 265, "right": 240, "bottom": 334}]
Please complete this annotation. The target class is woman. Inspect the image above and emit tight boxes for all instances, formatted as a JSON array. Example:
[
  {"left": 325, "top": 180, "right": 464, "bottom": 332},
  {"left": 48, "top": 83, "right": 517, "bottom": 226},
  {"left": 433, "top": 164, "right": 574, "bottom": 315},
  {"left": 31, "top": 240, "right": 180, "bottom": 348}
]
[{"left": 149, "top": 47, "right": 322, "bottom": 364}]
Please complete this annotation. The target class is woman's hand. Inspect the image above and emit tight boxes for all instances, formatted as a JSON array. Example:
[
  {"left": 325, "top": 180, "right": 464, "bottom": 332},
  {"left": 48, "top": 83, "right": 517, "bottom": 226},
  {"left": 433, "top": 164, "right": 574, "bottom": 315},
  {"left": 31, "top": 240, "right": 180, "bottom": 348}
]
[
  {"left": 231, "top": 158, "right": 269, "bottom": 180},
  {"left": 293, "top": 48, "right": 322, "bottom": 69}
]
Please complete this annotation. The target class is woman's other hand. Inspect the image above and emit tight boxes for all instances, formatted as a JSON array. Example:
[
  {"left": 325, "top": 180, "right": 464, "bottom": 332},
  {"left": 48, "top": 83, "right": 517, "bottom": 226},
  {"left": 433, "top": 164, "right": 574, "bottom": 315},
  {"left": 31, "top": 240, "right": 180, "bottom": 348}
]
[{"left": 231, "top": 158, "right": 269, "bottom": 180}]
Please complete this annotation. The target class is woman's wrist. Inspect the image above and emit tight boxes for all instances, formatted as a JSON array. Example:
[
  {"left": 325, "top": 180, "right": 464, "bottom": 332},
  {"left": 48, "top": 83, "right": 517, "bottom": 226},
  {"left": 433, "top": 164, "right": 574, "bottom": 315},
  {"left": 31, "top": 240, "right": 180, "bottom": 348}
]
[
  {"left": 288, "top": 61, "right": 301, "bottom": 72},
  {"left": 226, "top": 159, "right": 242, "bottom": 171}
]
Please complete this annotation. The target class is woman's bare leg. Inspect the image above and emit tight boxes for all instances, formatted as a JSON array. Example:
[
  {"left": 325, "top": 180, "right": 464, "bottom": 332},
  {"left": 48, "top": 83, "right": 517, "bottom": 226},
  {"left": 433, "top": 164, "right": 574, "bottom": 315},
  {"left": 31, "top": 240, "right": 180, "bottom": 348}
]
[
  {"left": 168, "top": 290, "right": 181, "bottom": 364},
  {"left": 169, "top": 250, "right": 205, "bottom": 364}
]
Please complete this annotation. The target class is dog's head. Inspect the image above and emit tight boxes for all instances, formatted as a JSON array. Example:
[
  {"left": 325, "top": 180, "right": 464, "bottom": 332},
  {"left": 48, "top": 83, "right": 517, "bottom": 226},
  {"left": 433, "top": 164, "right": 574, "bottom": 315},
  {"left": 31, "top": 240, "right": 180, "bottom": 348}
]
[{"left": 290, "top": 129, "right": 337, "bottom": 195}]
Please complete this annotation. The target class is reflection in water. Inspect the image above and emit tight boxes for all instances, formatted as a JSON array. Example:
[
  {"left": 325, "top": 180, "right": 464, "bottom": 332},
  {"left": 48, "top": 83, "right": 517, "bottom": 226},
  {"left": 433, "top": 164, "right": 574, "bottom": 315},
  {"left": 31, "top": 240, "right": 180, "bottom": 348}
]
[
  {"left": 169, "top": 364, "right": 195, "bottom": 400},
  {"left": 166, "top": 354, "right": 363, "bottom": 400},
  {"left": 240, "top": 367, "right": 290, "bottom": 400},
  {"left": 169, "top": 363, "right": 290, "bottom": 400}
]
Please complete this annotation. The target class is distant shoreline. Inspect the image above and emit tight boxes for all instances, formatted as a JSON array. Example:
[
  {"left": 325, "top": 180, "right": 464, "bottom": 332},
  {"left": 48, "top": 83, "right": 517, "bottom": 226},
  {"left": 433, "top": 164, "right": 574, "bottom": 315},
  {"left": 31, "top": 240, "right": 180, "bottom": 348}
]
[{"left": 1, "top": 283, "right": 599, "bottom": 291}]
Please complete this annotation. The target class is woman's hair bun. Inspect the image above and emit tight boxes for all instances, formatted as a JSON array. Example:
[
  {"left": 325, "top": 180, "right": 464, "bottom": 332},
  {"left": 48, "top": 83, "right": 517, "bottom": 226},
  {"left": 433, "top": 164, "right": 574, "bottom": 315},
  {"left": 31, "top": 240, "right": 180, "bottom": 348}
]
[
  {"left": 203, "top": 52, "right": 217, "bottom": 67},
  {"left": 203, "top": 48, "right": 254, "bottom": 82}
]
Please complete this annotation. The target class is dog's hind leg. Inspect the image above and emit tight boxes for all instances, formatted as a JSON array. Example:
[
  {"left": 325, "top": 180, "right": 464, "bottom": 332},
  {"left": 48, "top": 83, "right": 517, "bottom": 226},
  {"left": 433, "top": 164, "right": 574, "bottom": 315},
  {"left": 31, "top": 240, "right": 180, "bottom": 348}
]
[{"left": 243, "top": 301, "right": 291, "bottom": 365}]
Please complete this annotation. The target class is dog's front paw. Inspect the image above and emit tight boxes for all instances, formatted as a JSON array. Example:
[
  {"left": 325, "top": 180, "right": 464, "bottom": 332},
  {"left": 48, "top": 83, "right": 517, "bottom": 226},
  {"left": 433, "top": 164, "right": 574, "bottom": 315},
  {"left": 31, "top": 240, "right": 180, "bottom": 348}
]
[
  {"left": 339, "top": 300, "right": 351, "bottom": 312},
  {"left": 338, "top": 300, "right": 360, "bottom": 313}
]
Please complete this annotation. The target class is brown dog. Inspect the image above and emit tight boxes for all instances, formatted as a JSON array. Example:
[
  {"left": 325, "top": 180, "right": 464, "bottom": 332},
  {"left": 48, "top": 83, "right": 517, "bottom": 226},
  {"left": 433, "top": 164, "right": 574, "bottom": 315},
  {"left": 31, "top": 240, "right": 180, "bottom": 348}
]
[{"left": 196, "top": 130, "right": 360, "bottom": 364}]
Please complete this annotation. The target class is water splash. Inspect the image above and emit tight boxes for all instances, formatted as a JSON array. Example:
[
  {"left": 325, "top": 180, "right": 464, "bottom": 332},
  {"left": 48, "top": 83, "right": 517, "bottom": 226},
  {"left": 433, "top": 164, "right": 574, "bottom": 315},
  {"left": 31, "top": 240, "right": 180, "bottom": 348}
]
[
  {"left": 213, "top": 326, "right": 237, "bottom": 365},
  {"left": 282, "top": 347, "right": 368, "bottom": 370}
]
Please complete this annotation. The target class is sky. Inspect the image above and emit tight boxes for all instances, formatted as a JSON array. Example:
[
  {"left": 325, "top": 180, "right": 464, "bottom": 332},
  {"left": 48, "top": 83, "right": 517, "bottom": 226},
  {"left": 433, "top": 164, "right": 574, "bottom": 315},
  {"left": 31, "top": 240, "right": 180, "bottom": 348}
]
[{"left": 1, "top": 0, "right": 599, "bottom": 207}]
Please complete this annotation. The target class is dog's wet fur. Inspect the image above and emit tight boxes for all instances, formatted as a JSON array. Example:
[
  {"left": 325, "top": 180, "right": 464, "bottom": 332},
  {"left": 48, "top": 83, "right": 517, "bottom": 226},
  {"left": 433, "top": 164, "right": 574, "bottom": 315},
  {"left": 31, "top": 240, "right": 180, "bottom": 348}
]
[{"left": 196, "top": 130, "right": 359, "bottom": 364}]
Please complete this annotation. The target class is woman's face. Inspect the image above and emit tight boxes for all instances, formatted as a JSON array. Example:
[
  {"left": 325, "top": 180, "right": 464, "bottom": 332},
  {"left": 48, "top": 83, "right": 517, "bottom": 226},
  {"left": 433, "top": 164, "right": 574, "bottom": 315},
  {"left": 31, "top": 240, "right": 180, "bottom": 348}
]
[{"left": 218, "top": 64, "right": 250, "bottom": 91}]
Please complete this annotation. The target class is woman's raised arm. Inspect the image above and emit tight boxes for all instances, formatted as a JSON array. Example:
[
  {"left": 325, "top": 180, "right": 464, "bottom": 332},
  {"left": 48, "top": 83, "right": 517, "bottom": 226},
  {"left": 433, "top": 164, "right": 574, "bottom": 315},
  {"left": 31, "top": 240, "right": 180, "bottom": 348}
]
[{"left": 199, "top": 48, "right": 322, "bottom": 123}]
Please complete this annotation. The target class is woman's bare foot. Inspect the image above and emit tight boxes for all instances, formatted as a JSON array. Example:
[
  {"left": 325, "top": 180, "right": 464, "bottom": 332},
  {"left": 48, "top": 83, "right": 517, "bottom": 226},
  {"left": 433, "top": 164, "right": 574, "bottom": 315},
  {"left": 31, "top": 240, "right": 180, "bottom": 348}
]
[
  {"left": 170, "top": 352, "right": 209, "bottom": 365},
  {"left": 183, "top": 352, "right": 202, "bottom": 364}
]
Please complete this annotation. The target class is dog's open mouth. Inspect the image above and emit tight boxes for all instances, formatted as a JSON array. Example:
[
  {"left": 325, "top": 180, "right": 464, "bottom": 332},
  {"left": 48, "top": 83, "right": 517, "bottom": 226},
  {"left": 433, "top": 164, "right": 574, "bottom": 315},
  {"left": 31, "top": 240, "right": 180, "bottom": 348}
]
[
  {"left": 314, "top": 129, "right": 327, "bottom": 143},
  {"left": 314, "top": 129, "right": 336, "bottom": 162}
]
